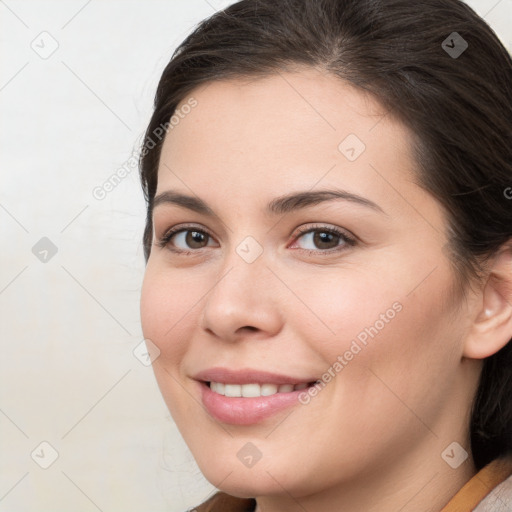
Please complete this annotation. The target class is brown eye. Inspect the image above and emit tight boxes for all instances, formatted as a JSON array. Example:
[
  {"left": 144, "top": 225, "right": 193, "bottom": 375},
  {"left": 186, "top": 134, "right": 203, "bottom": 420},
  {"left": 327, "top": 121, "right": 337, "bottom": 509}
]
[
  {"left": 157, "top": 226, "right": 217, "bottom": 252},
  {"left": 291, "top": 225, "right": 357, "bottom": 254},
  {"left": 311, "top": 231, "right": 340, "bottom": 250},
  {"left": 184, "top": 230, "right": 209, "bottom": 249}
]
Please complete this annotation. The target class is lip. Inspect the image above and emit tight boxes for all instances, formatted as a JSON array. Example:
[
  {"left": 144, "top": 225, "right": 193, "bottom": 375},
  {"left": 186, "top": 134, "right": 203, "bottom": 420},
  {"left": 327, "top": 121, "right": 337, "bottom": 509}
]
[
  {"left": 193, "top": 367, "right": 319, "bottom": 425},
  {"left": 193, "top": 367, "right": 316, "bottom": 386}
]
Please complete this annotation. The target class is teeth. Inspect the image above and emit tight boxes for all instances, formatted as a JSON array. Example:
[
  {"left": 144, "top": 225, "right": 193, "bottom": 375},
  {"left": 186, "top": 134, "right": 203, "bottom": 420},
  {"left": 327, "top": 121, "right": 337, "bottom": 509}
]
[
  {"left": 209, "top": 381, "right": 310, "bottom": 397},
  {"left": 210, "top": 381, "right": 225, "bottom": 395},
  {"left": 241, "top": 383, "right": 261, "bottom": 397},
  {"left": 224, "top": 384, "right": 241, "bottom": 397},
  {"left": 261, "top": 383, "right": 278, "bottom": 396}
]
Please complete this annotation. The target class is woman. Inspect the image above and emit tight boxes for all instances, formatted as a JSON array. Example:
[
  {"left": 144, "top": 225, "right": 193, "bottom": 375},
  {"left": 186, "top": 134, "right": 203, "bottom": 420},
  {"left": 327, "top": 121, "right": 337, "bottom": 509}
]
[{"left": 138, "top": 0, "right": 512, "bottom": 510}]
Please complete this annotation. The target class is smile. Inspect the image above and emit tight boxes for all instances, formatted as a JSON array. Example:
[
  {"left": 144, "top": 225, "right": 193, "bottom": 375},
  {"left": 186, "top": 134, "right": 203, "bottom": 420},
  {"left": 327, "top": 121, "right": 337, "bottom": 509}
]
[{"left": 208, "top": 381, "right": 315, "bottom": 397}]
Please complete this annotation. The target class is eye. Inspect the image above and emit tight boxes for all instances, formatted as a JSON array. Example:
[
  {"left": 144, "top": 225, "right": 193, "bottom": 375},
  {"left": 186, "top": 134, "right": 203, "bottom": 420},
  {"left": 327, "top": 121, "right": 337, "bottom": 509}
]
[
  {"left": 156, "top": 223, "right": 357, "bottom": 256},
  {"left": 290, "top": 224, "right": 356, "bottom": 254},
  {"left": 156, "top": 224, "right": 218, "bottom": 253}
]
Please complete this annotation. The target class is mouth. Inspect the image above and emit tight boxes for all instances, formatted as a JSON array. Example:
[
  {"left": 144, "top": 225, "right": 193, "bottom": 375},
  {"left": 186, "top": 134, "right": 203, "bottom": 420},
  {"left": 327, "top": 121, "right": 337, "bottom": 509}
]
[
  {"left": 192, "top": 367, "right": 321, "bottom": 425},
  {"left": 204, "top": 380, "right": 319, "bottom": 397}
]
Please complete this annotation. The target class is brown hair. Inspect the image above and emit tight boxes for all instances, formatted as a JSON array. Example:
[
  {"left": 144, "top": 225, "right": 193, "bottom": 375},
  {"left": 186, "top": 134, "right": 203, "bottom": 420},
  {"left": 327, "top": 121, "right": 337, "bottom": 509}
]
[{"left": 139, "top": 0, "right": 512, "bottom": 470}]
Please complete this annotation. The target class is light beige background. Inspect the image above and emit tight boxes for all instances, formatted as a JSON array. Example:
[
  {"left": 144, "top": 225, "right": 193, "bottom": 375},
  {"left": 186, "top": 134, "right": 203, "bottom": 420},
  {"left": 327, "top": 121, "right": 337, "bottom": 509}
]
[{"left": 0, "top": 1, "right": 510, "bottom": 511}]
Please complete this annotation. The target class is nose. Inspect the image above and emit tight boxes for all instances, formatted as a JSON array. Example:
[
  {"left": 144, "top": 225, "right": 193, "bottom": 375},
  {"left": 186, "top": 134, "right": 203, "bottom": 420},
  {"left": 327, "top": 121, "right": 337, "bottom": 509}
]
[{"left": 199, "top": 251, "right": 284, "bottom": 343}]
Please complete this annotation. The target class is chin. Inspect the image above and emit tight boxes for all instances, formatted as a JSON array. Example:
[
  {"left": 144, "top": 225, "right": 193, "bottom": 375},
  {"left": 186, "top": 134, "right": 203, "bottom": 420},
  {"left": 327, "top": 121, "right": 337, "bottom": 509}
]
[
  {"left": 204, "top": 470, "right": 285, "bottom": 498},
  {"left": 197, "top": 453, "right": 311, "bottom": 498}
]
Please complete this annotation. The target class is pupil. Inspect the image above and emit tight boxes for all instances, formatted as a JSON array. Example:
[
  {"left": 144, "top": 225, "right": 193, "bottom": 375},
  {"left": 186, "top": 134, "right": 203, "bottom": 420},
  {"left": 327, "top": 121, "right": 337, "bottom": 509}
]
[
  {"left": 314, "top": 231, "right": 337, "bottom": 249},
  {"left": 187, "top": 231, "right": 206, "bottom": 248}
]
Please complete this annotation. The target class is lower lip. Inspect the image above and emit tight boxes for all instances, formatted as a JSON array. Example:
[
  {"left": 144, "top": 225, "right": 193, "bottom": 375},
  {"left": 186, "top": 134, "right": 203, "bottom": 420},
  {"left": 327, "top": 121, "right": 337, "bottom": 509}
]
[{"left": 199, "top": 381, "right": 308, "bottom": 425}]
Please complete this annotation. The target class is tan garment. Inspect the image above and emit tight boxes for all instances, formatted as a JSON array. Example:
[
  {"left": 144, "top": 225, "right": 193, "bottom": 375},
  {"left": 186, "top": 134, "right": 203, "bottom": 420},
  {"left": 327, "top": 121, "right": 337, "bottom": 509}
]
[
  {"left": 440, "top": 455, "right": 512, "bottom": 512},
  {"left": 192, "top": 455, "right": 512, "bottom": 511},
  {"left": 192, "top": 491, "right": 255, "bottom": 511}
]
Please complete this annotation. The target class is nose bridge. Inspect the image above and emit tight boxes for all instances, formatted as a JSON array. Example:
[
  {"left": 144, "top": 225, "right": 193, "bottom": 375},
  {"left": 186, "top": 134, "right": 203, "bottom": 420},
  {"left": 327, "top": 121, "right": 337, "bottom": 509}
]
[
  {"left": 214, "top": 231, "right": 269, "bottom": 295},
  {"left": 207, "top": 239, "right": 270, "bottom": 311}
]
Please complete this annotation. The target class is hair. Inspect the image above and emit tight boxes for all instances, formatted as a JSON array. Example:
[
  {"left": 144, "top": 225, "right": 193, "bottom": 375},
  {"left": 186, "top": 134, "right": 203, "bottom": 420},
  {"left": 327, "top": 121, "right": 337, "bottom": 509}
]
[{"left": 138, "top": 0, "right": 512, "bottom": 470}]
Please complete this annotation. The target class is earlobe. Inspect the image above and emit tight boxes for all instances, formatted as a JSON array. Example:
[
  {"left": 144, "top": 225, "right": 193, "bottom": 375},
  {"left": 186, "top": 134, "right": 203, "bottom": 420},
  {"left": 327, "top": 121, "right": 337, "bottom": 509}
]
[{"left": 463, "top": 244, "right": 512, "bottom": 360}]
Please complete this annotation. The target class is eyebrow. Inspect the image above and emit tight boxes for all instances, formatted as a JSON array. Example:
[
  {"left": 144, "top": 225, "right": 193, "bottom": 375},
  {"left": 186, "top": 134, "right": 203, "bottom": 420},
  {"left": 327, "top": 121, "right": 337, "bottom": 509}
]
[{"left": 152, "top": 189, "right": 387, "bottom": 217}]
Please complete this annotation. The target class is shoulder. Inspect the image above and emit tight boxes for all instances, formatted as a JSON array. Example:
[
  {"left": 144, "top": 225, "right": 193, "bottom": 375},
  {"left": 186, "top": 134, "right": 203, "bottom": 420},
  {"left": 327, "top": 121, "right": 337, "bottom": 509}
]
[{"left": 190, "top": 491, "right": 256, "bottom": 512}]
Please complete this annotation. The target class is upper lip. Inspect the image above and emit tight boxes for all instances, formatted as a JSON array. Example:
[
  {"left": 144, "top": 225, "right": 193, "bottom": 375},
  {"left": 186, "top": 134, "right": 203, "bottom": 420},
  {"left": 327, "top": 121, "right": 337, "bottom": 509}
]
[{"left": 193, "top": 367, "right": 318, "bottom": 386}]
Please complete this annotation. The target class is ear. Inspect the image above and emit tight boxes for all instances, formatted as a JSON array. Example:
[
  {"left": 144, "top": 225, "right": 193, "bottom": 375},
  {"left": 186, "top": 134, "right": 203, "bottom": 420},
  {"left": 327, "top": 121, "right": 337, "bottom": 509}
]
[{"left": 463, "top": 241, "right": 512, "bottom": 359}]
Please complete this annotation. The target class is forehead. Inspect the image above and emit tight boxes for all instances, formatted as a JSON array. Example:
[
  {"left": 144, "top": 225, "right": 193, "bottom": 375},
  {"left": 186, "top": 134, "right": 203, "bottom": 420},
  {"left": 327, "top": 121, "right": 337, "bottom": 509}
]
[
  {"left": 169, "top": 67, "right": 390, "bottom": 148},
  {"left": 156, "top": 67, "right": 417, "bottom": 206}
]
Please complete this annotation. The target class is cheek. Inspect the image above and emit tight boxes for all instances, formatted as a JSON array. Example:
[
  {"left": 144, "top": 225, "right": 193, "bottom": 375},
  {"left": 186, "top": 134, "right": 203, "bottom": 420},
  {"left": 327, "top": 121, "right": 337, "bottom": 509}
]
[
  {"left": 300, "top": 258, "right": 460, "bottom": 403},
  {"left": 140, "top": 266, "right": 202, "bottom": 420},
  {"left": 338, "top": 267, "right": 461, "bottom": 417},
  {"left": 140, "top": 264, "right": 197, "bottom": 364},
  {"left": 292, "top": 267, "right": 403, "bottom": 357}
]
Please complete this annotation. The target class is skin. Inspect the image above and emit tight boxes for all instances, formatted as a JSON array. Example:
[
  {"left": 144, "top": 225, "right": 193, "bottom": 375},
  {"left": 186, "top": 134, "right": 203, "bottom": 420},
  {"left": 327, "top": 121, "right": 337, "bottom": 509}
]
[{"left": 140, "top": 66, "right": 512, "bottom": 512}]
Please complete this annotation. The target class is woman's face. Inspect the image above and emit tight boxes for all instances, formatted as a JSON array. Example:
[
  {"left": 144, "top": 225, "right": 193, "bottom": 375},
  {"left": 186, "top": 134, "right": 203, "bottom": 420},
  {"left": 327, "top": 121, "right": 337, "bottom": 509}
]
[{"left": 140, "top": 67, "right": 478, "bottom": 500}]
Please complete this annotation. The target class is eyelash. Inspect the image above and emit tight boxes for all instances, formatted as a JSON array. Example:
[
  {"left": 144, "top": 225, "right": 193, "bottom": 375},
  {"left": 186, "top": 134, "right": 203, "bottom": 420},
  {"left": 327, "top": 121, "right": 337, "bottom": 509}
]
[{"left": 156, "top": 223, "right": 357, "bottom": 256}]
